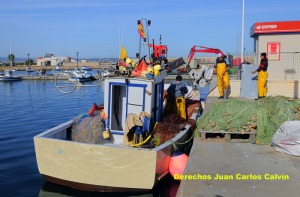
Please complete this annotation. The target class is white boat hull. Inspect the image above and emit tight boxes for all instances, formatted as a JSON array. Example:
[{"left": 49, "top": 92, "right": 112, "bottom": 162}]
[
  {"left": 34, "top": 73, "right": 198, "bottom": 192},
  {"left": 34, "top": 118, "right": 194, "bottom": 192}
]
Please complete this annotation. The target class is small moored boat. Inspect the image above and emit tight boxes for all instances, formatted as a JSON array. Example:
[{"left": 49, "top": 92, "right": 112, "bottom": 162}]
[
  {"left": 0, "top": 70, "right": 22, "bottom": 82},
  {"left": 53, "top": 66, "right": 62, "bottom": 71},
  {"left": 26, "top": 67, "right": 35, "bottom": 72},
  {"left": 67, "top": 69, "right": 96, "bottom": 82},
  {"left": 81, "top": 66, "right": 92, "bottom": 71}
]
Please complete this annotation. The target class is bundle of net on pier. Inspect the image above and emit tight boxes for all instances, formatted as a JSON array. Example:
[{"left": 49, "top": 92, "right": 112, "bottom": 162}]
[
  {"left": 196, "top": 96, "right": 300, "bottom": 144},
  {"left": 71, "top": 113, "right": 107, "bottom": 144}
]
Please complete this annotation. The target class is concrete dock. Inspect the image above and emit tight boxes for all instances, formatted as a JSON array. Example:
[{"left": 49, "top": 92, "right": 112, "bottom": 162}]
[{"left": 176, "top": 97, "right": 300, "bottom": 197}]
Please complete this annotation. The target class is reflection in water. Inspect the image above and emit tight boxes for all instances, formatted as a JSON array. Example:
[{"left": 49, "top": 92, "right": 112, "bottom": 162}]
[{"left": 39, "top": 174, "right": 180, "bottom": 197}]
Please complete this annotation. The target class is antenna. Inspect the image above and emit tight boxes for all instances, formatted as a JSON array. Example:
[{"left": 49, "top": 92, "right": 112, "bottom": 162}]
[
  {"left": 160, "top": 34, "right": 162, "bottom": 45},
  {"left": 241, "top": 0, "right": 245, "bottom": 64},
  {"left": 118, "top": 19, "right": 126, "bottom": 61},
  {"left": 120, "top": 19, "right": 126, "bottom": 48}
]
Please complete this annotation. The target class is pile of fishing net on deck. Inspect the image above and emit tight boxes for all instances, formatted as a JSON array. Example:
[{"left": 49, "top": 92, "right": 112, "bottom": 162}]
[
  {"left": 197, "top": 96, "right": 300, "bottom": 144},
  {"left": 71, "top": 113, "right": 107, "bottom": 144},
  {"left": 150, "top": 114, "right": 189, "bottom": 147}
]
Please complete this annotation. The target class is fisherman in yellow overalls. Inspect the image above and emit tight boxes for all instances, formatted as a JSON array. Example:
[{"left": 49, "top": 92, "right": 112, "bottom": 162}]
[
  {"left": 214, "top": 54, "right": 230, "bottom": 99},
  {"left": 251, "top": 52, "right": 268, "bottom": 100},
  {"left": 166, "top": 75, "right": 188, "bottom": 119}
]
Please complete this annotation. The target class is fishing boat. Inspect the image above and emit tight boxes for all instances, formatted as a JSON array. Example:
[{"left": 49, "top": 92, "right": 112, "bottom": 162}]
[
  {"left": 53, "top": 66, "right": 62, "bottom": 71},
  {"left": 81, "top": 66, "right": 92, "bottom": 71},
  {"left": 67, "top": 69, "right": 96, "bottom": 82},
  {"left": 0, "top": 70, "right": 22, "bottom": 82},
  {"left": 34, "top": 71, "right": 200, "bottom": 192},
  {"left": 99, "top": 68, "right": 115, "bottom": 78},
  {"left": 26, "top": 66, "right": 35, "bottom": 72}
]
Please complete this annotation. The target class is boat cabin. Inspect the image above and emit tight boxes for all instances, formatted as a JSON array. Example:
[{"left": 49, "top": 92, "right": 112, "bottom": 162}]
[{"left": 104, "top": 73, "right": 167, "bottom": 143}]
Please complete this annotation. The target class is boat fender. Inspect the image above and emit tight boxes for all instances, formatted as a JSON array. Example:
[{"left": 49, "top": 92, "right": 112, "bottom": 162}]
[
  {"left": 102, "top": 129, "right": 110, "bottom": 140},
  {"left": 169, "top": 152, "right": 189, "bottom": 180},
  {"left": 200, "top": 98, "right": 205, "bottom": 110}
]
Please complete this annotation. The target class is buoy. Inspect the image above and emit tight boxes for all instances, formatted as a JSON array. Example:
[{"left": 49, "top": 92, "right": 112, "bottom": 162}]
[
  {"left": 153, "top": 64, "right": 161, "bottom": 76},
  {"left": 147, "top": 66, "right": 153, "bottom": 74},
  {"left": 125, "top": 58, "right": 132, "bottom": 64},
  {"left": 169, "top": 152, "right": 189, "bottom": 180},
  {"left": 102, "top": 130, "right": 110, "bottom": 140}
]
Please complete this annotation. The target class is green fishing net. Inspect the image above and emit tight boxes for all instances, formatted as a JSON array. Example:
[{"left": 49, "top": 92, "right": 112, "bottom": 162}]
[{"left": 196, "top": 96, "right": 300, "bottom": 144}]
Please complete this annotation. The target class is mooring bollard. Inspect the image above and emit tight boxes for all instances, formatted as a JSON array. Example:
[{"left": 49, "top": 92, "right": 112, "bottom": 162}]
[{"left": 223, "top": 89, "right": 227, "bottom": 100}]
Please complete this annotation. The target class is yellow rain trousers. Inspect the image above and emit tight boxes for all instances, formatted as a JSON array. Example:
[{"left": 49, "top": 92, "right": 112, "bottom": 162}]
[
  {"left": 176, "top": 97, "right": 187, "bottom": 119},
  {"left": 257, "top": 71, "right": 268, "bottom": 97},
  {"left": 217, "top": 63, "right": 230, "bottom": 97}
]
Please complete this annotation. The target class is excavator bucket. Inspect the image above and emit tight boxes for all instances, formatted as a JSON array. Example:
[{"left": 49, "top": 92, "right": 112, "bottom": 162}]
[{"left": 167, "top": 57, "right": 185, "bottom": 71}]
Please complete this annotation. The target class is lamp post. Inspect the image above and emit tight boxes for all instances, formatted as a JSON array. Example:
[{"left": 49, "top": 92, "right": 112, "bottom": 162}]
[
  {"left": 27, "top": 53, "right": 30, "bottom": 69},
  {"left": 137, "top": 18, "right": 151, "bottom": 62},
  {"left": 241, "top": 0, "right": 245, "bottom": 64},
  {"left": 76, "top": 52, "right": 79, "bottom": 69}
]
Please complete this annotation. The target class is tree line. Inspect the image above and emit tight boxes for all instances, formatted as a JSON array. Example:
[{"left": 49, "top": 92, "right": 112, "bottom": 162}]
[{"left": 0, "top": 54, "right": 35, "bottom": 66}]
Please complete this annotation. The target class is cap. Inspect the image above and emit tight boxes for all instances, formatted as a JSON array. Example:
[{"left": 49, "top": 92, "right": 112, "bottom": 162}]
[{"left": 217, "top": 53, "right": 223, "bottom": 58}]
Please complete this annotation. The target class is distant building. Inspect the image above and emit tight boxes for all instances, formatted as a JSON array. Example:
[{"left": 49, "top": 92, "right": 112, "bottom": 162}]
[
  {"left": 250, "top": 20, "right": 300, "bottom": 80},
  {"left": 35, "top": 54, "right": 75, "bottom": 66}
]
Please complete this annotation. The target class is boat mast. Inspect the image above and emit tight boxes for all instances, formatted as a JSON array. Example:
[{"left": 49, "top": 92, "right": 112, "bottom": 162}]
[
  {"left": 118, "top": 19, "right": 126, "bottom": 65},
  {"left": 10, "top": 41, "right": 12, "bottom": 66}
]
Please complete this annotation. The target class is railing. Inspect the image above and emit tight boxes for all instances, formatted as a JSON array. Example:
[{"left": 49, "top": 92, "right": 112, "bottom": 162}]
[
  {"left": 195, "top": 52, "right": 300, "bottom": 81},
  {"left": 254, "top": 52, "right": 300, "bottom": 80}
]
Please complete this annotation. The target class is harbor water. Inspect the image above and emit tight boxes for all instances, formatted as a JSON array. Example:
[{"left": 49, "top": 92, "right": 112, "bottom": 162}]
[{"left": 0, "top": 79, "right": 180, "bottom": 197}]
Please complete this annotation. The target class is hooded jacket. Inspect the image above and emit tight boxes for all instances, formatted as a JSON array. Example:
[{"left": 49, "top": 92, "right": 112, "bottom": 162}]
[{"left": 167, "top": 81, "right": 188, "bottom": 98}]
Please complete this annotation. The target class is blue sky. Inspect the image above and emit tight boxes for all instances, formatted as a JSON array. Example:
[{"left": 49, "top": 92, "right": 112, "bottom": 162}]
[{"left": 0, "top": 0, "right": 299, "bottom": 59}]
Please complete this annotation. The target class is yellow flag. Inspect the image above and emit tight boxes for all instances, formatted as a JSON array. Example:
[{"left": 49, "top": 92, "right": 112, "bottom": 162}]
[{"left": 120, "top": 45, "right": 128, "bottom": 60}]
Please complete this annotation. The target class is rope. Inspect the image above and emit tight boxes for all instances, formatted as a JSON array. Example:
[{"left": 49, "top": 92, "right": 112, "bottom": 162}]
[
  {"left": 55, "top": 73, "right": 77, "bottom": 94},
  {"left": 167, "top": 131, "right": 195, "bottom": 151},
  {"left": 73, "top": 113, "right": 92, "bottom": 132},
  {"left": 228, "top": 104, "right": 254, "bottom": 122},
  {"left": 129, "top": 122, "right": 158, "bottom": 147},
  {"left": 55, "top": 72, "right": 102, "bottom": 94}
]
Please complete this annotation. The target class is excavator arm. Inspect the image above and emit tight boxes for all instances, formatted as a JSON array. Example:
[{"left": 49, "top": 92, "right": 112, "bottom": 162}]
[{"left": 186, "top": 45, "right": 225, "bottom": 70}]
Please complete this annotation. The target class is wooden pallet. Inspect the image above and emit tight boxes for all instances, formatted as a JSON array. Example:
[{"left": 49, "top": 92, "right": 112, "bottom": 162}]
[{"left": 199, "top": 130, "right": 256, "bottom": 143}]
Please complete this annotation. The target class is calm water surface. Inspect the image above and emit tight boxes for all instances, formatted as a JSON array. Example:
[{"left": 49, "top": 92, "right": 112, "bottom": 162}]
[{"left": 0, "top": 79, "right": 179, "bottom": 197}]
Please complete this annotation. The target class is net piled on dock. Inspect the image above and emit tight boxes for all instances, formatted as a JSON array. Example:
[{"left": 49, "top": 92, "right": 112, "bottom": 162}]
[
  {"left": 197, "top": 96, "right": 300, "bottom": 144},
  {"left": 71, "top": 113, "right": 107, "bottom": 144}
]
